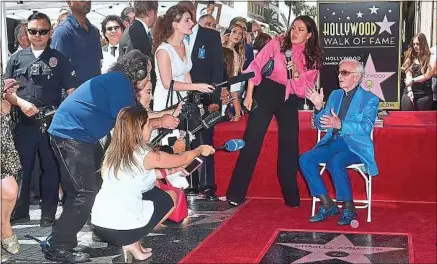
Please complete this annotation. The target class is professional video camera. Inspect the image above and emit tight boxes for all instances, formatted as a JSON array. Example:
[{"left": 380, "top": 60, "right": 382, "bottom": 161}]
[{"left": 150, "top": 72, "right": 255, "bottom": 148}]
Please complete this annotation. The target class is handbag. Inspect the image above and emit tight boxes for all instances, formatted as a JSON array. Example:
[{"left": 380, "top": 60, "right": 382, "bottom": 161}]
[
  {"left": 157, "top": 169, "right": 188, "bottom": 222},
  {"left": 165, "top": 80, "right": 183, "bottom": 109},
  {"left": 261, "top": 56, "right": 274, "bottom": 77}
]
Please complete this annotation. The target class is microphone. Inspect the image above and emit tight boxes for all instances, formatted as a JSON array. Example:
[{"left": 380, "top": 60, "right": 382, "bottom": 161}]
[
  {"left": 214, "top": 72, "right": 255, "bottom": 89},
  {"left": 215, "top": 139, "right": 245, "bottom": 152},
  {"left": 192, "top": 111, "right": 223, "bottom": 133},
  {"left": 285, "top": 50, "right": 293, "bottom": 80}
]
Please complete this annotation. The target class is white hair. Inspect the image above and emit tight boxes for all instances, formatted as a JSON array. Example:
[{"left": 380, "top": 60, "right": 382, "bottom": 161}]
[{"left": 339, "top": 58, "right": 365, "bottom": 83}]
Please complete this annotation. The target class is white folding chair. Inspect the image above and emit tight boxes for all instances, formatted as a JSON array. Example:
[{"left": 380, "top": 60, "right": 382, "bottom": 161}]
[{"left": 311, "top": 129, "right": 373, "bottom": 222}]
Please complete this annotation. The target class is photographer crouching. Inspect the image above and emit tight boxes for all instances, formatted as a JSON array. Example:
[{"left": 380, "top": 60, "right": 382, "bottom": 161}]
[{"left": 42, "top": 50, "right": 178, "bottom": 263}]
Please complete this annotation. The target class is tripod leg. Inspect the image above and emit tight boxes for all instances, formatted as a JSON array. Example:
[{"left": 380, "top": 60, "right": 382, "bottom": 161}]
[{"left": 183, "top": 117, "right": 198, "bottom": 195}]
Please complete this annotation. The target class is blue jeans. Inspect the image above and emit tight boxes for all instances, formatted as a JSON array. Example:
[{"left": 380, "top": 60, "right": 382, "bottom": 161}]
[{"left": 299, "top": 137, "right": 361, "bottom": 201}]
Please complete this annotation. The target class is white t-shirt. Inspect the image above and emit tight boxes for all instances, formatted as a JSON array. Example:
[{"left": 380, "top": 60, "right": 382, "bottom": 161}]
[
  {"left": 153, "top": 42, "right": 192, "bottom": 111},
  {"left": 91, "top": 147, "right": 156, "bottom": 230}
]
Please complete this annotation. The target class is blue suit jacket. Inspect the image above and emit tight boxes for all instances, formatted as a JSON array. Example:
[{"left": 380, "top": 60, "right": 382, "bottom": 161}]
[{"left": 314, "top": 86, "right": 380, "bottom": 176}]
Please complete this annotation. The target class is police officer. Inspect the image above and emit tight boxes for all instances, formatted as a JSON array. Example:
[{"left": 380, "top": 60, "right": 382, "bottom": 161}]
[{"left": 4, "top": 12, "right": 77, "bottom": 227}]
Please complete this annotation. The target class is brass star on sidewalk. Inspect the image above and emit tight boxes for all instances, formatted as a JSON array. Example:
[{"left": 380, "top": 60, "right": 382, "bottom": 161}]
[{"left": 278, "top": 234, "right": 405, "bottom": 263}]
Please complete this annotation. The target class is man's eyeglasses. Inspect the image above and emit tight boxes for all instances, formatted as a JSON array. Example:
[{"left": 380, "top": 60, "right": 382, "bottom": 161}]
[
  {"left": 27, "top": 29, "right": 50, "bottom": 36},
  {"left": 106, "top": 26, "right": 121, "bottom": 32},
  {"left": 336, "top": 70, "right": 357, "bottom": 77}
]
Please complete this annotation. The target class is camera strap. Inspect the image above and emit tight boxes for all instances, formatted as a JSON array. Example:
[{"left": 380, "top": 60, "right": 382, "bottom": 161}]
[{"left": 165, "top": 80, "right": 183, "bottom": 109}]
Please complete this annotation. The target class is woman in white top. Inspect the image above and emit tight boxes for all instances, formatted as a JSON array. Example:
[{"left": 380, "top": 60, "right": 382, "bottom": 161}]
[
  {"left": 152, "top": 5, "right": 215, "bottom": 111},
  {"left": 91, "top": 107, "right": 215, "bottom": 262}
]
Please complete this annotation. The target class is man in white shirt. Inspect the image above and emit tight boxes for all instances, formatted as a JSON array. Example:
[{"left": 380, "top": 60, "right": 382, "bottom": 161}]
[{"left": 100, "top": 15, "right": 125, "bottom": 73}]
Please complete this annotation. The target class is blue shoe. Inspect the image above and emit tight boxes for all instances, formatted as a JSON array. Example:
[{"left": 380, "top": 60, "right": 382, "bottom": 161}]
[
  {"left": 309, "top": 205, "right": 339, "bottom": 223},
  {"left": 337, "top": 209, "right": 357, "bottom": 226}
]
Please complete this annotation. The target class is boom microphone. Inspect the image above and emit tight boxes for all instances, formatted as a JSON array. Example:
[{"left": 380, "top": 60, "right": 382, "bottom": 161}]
[
  {"left": 149, "top": 111, "right": 223, "bottom": 148},
  {"left": 214, "top": 72, "right": 255, "bottom": 89},
  {"left": 215, "top": 139, "right": 245, "bottom": 152},
  {"left": 285, "top": 50, "right": 293, "bottom": 80}
]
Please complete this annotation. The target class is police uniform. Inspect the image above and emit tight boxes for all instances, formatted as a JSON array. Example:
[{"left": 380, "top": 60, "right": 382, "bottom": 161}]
[{"left": 5, "top": 46, "right": 77, "bottom": 222}]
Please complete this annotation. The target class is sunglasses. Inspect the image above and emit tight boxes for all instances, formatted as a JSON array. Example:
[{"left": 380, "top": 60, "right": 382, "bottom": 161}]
[
  {"left": 28, "top": 29, "right": 50, "bottom": 36},
  {"left": 106, "top": 26, "right": 121, "bottom": 32},
  {"left": 336, "top": 70, "right": 357, "bottom": 77}
]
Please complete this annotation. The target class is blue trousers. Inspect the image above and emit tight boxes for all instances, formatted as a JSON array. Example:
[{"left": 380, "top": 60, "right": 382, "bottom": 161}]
[{"left": 299, "top": 137, "right": 361, "bottom": 201}]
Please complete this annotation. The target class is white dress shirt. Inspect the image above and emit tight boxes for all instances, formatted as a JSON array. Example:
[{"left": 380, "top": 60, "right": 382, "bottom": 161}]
[
  {"left": 101, "top": 43, "right": 119, "bottom": 74},
  {"left": 187, "top": 24, "right": 199, "bottom": 58}
]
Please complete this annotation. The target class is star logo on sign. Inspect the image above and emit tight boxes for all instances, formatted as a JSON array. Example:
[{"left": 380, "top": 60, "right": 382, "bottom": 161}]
[
  {"left": 356, "top": 11, "right": 363, "bottom": 18},
  {"left": 375, "top": 15, "right": 396, "bottom": 35},
  {"left": 346, "top": 16, "right": 351, "bottom": 20},
  {"left": 369, "top": 5, "right": 379, "bottom": 14},
  {"left": 278, "top": 234, "right": 405, "bottom": 263},
  {"left": 361, "top": 54, "right": 395, "bottom": 101}
]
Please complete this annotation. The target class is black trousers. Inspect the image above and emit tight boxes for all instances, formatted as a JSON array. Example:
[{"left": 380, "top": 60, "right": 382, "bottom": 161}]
[
  {"left": 14, "top": 122, "right": 60, "bottom": 218},
  {"left": 226, "top": 78, "right": 300, "bottom": 206},
  {"left": 94, "top": 187, "right": 174, "bottom": 246},
  {"left": 401, "top": 92, "right": 433, "bottom": 111},
  {"left": 48, "top": 135, "right": 103, "bottom": 249}
]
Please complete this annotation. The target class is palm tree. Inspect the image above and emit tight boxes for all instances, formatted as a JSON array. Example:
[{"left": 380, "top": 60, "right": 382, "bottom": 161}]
[
  {"left": 303, "top": 5, "right": 318, "bottom": 19},
  {"left": 263, "top": 7, "right": 285, "bottom": 34},
  {"left": 284, "top": 0, "right": 306, "bottom": 26}
]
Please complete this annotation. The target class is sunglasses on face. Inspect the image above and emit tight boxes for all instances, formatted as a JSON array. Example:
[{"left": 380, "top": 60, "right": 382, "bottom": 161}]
[
  {"left": 106, "top": 26, "right": 121, "bottom": 32},
  {"left": 336, "top": 70, "right": 356, "bottom": 77},
  {"left": 27, "top": 29, "right": 50, "bottom": 36}
]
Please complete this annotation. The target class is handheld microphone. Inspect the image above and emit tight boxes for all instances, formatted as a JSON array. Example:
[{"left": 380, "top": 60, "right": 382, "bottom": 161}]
[
  {"left": 285, "top": 50, "right": 293, "bottom": 80},
  {"left": 215, "top": 139, "right": 245, "bottom": 152}
]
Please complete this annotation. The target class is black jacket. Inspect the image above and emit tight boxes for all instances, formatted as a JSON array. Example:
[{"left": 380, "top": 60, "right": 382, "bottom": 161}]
[{"left": 190, "top": 26, "right": 224, "bottom": 105}]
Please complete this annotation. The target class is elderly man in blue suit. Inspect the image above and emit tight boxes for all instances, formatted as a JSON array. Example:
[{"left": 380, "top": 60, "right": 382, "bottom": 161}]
[{"left": 299, "top": 58, "right": 379, "bottom": 225}]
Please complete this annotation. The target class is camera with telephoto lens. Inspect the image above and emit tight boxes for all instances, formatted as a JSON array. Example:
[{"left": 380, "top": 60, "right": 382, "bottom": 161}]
[{"left": 180, "top": 92, "right": 204, "bottom": 119}]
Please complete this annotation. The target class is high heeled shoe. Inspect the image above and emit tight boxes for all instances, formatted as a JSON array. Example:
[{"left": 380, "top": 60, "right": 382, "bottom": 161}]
[
  {"left": 1, "top": 234, "right": 20, "bottom": 254},
  {"left": 121, "top": 247, "right": 152, "bottom": 263}
]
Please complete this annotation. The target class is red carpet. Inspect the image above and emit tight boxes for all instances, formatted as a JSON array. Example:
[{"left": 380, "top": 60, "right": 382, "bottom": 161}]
[
  {"left": 213, "top": 111, "right": 437, "bottom": 202},
  {"left": 180, "top": 199, "right": 436, "bottom": 263}
]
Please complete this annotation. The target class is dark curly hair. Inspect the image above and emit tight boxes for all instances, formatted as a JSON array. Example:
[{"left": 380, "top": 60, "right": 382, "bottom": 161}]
[
  {"left": 152, "top": 5, "right": 192, "bottom": 53},
  {"left": 108, "top": 50, "right": 150, "bottom": 84},
  {"left": 281, "top": 15, "right": 322, "bottom": 70},
  {"left": 101, "top": 15, "right": 125, "bottom": 42}
]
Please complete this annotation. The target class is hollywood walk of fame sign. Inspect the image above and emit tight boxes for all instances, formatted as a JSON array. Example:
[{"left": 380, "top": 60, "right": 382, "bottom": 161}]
[
  {"left": 318, "top": 1, "right": 402, "bottom": 109},
  {"left": 260, "top": 231, "right": 410, "bottom": 264}
]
